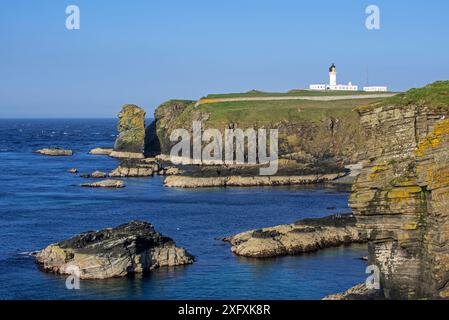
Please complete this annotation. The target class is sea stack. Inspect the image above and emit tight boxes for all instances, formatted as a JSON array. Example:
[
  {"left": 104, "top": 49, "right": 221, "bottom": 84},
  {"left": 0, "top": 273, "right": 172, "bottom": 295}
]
[
  {"left": 36, "top": 221, "right": 194, "bottom": 279},
  {"left": 110, "top": 104, "right": 146, "bottom": 159}
]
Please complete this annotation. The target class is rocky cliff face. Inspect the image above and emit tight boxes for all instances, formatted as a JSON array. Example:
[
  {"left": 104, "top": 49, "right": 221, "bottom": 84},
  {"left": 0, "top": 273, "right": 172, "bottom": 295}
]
[
  {"left": 350, "top": 81, "right": 449, "bottom": 299},
  {"left": 144, "top": 99, "right": 375, "bottom": 166},
  {"left": 113, "top": 104, "right": 146, "bottom": 156}
]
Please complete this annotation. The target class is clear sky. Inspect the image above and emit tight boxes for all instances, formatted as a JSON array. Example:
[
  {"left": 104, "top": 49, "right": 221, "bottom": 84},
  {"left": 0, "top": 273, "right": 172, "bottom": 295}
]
[{"left": 1, "top": 0, "right": 448, "bottom": 118}]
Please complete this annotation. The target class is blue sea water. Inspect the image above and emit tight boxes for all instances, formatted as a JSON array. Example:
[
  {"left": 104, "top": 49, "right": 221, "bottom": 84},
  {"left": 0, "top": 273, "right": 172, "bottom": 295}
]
[{"left": 0, "top": 119, "right": 367, "bottom": 300}]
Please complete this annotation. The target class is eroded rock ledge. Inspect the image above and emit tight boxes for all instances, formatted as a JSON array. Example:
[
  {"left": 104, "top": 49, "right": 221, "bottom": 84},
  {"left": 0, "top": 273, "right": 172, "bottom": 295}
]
[
  {"left": 36, "top": 221, "right": 194, "bottom": 279},
  {"left": 223, "top": 214, "right": 366, "bottom": 258},
  {"left": 165, "top": 173, "right": 345, "bottom": 188}
]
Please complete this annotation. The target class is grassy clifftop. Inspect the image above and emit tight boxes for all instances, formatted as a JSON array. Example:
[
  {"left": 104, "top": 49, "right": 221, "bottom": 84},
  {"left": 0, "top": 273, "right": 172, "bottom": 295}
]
[
  {"left": 358, "top": 81, "right": 449, "bottom": 112},
  {"left": 205, "top": 89, "right": 385, "bottom": 99},
  {"left": 197, "top": 98, "right": 384, "bottom": 126}
]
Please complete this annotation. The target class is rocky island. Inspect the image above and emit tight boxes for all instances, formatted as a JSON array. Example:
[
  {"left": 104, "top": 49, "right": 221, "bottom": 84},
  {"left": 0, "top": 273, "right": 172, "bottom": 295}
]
[
  {"left": 35, "top": 148, "right": 73, "bottom": 156},
  {"left": 223, "top": 214, "right": 366, "bottom": 258},
  {"left": 36, "top": 221, "right": 194, "bottom": 279}
]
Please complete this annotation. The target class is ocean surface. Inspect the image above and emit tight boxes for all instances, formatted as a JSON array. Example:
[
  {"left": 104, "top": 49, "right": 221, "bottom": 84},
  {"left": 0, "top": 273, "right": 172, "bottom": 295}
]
[{"left": 0, "top": 119, "right": 367, "bottom": 300}]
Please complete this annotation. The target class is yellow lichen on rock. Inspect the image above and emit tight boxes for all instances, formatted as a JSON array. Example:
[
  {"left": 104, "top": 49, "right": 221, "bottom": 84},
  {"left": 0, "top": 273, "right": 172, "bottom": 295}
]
[{"left": 416, "top": 119, "right": 449, "bottom": 157}]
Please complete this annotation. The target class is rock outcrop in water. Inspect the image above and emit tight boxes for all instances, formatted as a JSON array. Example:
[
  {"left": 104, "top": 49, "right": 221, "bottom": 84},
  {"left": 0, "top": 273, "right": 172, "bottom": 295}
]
[
  {"left": 89, "top": 147, "right": 113, "bottom": 156},
  {"left": 109, "top": 158, "right": 160, "bottom": 177},
  {"left": 36, "top": 221, "right": 194, "bottom": 279},
  {"left": 349, "top": 81, "right": 449, "bottom": 299},
  {"left": 35, "top": 148, "right": 73, "bottom": 156},
  {"left": 223, "top": 214, "right": 366, "bottom": 258},
  {"left": 165, "top": 172, "right": 345, "bottom": 188},
  {"left": 111, "top": 104, "right": 146, "bottom": 159},
  {"left": 80, "top": 179, "right": 125, "bottom": 188}
]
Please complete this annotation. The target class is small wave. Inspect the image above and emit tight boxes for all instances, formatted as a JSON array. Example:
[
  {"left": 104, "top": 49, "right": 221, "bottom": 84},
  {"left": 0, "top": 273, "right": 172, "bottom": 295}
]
[{"left": 18, "top": 251, "right": 39, "bottom": 257}]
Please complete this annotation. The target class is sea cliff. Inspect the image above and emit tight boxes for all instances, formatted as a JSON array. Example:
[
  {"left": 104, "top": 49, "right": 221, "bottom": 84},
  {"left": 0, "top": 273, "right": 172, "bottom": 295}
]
[{"left": 349, "top": 81, "right": 449, "bottom": 299}]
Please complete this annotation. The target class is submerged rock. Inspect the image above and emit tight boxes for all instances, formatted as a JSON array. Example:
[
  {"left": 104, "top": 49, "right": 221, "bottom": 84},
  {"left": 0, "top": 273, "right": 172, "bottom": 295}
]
[
  {"left": 223, "top": 214, "right": 366, "bottom": 258},
  {"left": 80, "top": 179, "right": 125, "bottom": 188},
  {"left": 113, "top": 104, "right": 146, "bottom": 158},
  {"left": 35, "top": 148, "right": 73, "bottom": 156},
  {"left": 89, "top": 148, "right": 113, "bottom": 156},
  {"left": 36, "top": 221, "right": 194, "bottom": 279}
]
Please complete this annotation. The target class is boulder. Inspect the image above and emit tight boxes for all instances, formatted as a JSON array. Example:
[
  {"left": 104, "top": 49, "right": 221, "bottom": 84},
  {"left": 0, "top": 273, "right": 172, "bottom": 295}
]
[
  {"left": 35, "top": 148, "right": 73, "bottom": 156},
  {"left": 36, "top": 221, "right": 194, "bottom": 279},
  {"left": 81, "top": 179, "right": 125, "bottom": 188},
  {"left": 68, "top": 168, "right": 78, "bottom": 174},
  {"left": 113, "top": 104, "right": 146, "bottom": 158}
]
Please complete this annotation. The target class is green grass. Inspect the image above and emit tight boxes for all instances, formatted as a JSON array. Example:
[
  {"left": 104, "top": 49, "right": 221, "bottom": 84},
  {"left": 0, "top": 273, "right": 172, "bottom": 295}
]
[
  {"left": 196, "top": 98, "right": 386, "bottom": 126},
  {"left": 359, "top": 81, "right": 449, "bottom": 111},
  {"left": 205, "top": 89, "right": 390, "bottom": 99}
]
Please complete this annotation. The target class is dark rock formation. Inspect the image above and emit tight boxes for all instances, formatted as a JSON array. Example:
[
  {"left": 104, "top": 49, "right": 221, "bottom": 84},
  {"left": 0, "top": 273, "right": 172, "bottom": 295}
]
[
  {"left": 112, "top": 104, "right": 146, "bottom": 158},
  {"left": 223, "top": 214, "right": 366, "bottom": 258},
  {"left": 144, "top": 100, "right": 194, "bottom": 156},
  {"left": 350, "top": 81, "right": 449, "bottom": 299},
  {"left": 36, "top": 221, "right": 194, "bottom": 279}
]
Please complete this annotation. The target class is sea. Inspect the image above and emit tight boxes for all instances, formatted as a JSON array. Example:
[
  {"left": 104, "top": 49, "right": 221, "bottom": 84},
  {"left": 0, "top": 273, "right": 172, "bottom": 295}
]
[{"left": 0, "top": 119, "right": 367, "bottom": 300}]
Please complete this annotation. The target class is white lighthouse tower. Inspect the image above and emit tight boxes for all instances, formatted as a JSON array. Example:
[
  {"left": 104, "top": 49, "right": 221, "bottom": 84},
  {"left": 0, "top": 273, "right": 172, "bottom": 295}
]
[
  {"left": 309, "top": 63, "right": 360, "bottom": 91},
  {"left": 329, "top": 63, "right": 337, "bottom": 86}
]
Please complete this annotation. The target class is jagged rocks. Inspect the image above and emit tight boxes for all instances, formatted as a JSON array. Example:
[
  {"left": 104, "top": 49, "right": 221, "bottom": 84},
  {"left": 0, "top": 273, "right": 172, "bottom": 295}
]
[
  {"left": 223, "top": 214, "right": 366, "bottom": 258},
  {"left": 68, "top": 168, "right": 78, "bottom": 174},
  {"left": 112, "top": 104, "right": 146, "bottom": 158},
  {"left": 349, "top": 81, "right": 449, "bottom": 299},
  {"left": 80, "top": 179, "right": 125, "bottom": 188},
  {"left": 36, "top": 221, "right": 194, "bottom": 279},
  {"left": 35, "top": 148, "right": 73, "bottom": 156}
]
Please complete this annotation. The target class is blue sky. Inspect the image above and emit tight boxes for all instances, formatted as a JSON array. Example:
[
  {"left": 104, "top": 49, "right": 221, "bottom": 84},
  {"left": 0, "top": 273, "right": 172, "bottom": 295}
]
[{"left": 1, "top": 0, "right": 448, "bottom": 118}]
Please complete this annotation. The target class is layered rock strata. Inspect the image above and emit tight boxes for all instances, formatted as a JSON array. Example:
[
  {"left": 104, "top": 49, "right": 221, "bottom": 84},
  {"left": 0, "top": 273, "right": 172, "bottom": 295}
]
[{"left": 349, "top": 81, "right": 449, "bottom": 299}]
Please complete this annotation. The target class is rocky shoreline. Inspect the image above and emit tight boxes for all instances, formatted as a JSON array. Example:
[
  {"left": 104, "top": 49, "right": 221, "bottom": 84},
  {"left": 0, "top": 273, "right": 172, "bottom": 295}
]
[{"left": 223, "top": 214, "right": 366, "bottom": 258}]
